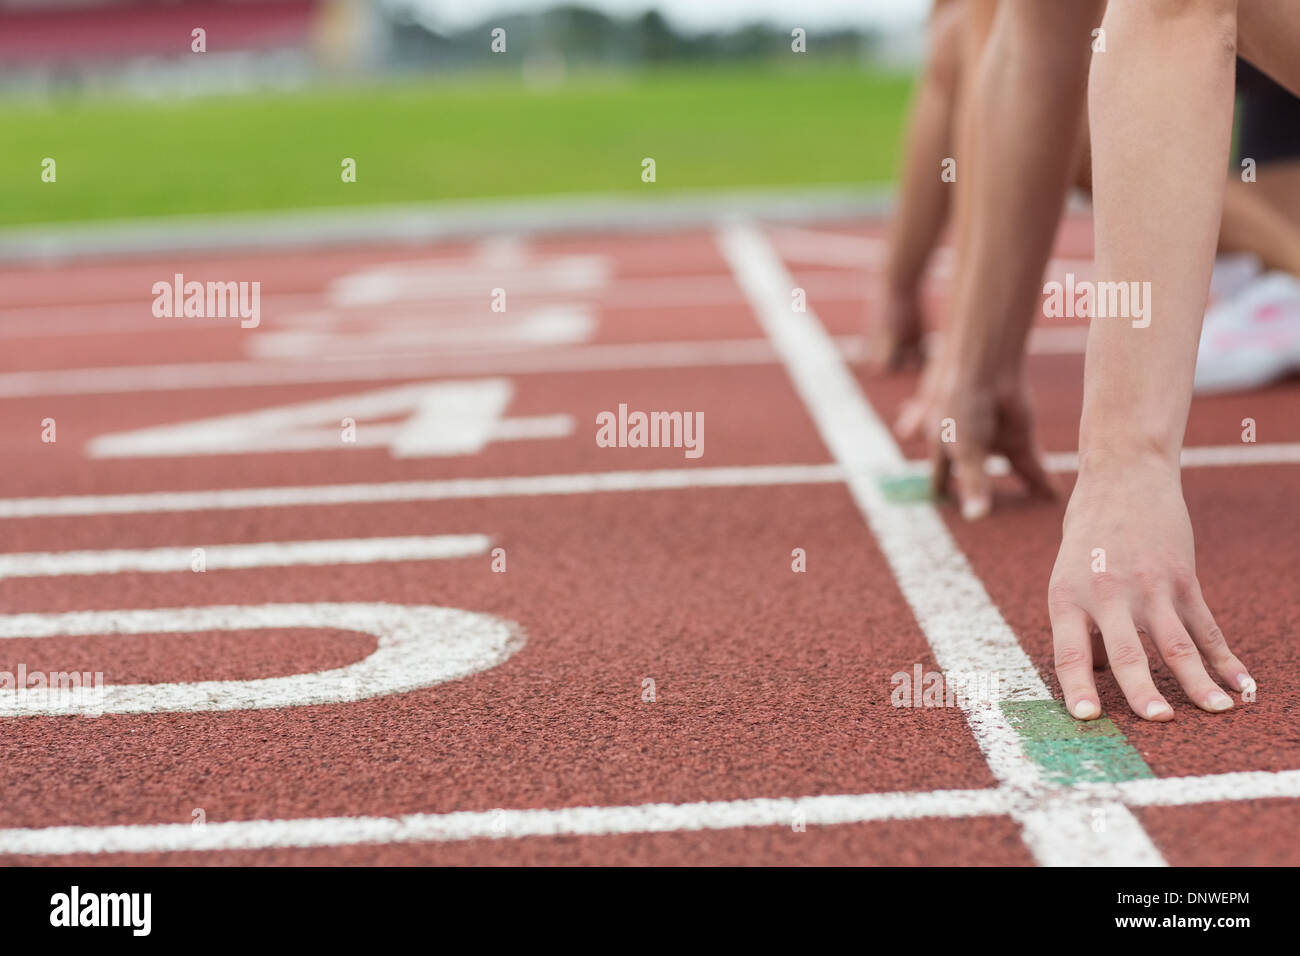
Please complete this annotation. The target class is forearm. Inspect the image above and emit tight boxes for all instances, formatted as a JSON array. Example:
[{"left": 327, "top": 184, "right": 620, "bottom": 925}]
[
  {"left": 1081, "top": 0, "right": 1238, "bottom": 469},
  {"left": 945, "top": 0, "right": 1102, "bottom": 387},
  {"left": 883, "top": 5, "right": 960, "bottom": 299}
]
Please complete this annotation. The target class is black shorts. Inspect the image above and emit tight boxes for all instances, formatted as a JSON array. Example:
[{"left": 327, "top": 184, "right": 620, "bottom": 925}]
[{"left": 1236, "top": 59, "right": 1300, "bottom": 166}]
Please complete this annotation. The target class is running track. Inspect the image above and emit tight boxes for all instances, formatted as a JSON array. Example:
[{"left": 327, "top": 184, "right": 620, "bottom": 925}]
[{"left": 0, "top": 214, "right": 1297, "bottom": 866}]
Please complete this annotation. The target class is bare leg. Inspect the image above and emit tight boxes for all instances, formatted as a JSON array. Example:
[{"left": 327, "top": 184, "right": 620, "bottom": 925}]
[
  {"left": 1231, "top": 0, "right": 1300, "bottom": 250},
  {"left": 1238, "top": 0, "right": 1300, "bottom": 94},
  {"left": 1250, "top": 161, "right": 1300, "bottom": 226},
  {"left": 1219, "top": 177, "right": 1300, "bottom": 275}
]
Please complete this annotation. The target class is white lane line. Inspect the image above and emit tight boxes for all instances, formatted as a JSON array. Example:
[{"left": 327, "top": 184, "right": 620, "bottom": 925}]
[
  {"left": 767, "top": 225, "right": 888, "bottom": 267},
  {"left": 0, "top": 603, "right": 522, "bottom": 717},
  {"left": 1, "top": 768, "right": 1295, "bottom": 856},
  {"left": 1028, "top": 325, "right": 1090, "bottom": 355},
  {"left": 0, "top": 339, "right": 786, "bottom": 397},
  {"left": 0, "top": 788, "right": 1011, "bottom": 856},
  {"left": 0, "top": 330, "right": 1094, "bottom": 398},
  {"left": 1, "top": 439, "right": 1291, "bottom": 521},
  {"left": 1109, "top": 769, "right": 1300, "bottom": 807},
  {"left": 0, "top": 464, "right": 844, "bottom": 519},
  {"left": 327, "top": 255, "right": 608, "bottom": 307},
  {"left": 766, "top": 225, "right": 1097, "bottom": 280},
  {"left": 1042, "top": 445, "right": 1300, "bottom": 472},
  {"left": 894, "top": 443, "right": 1300, "bottom": 478},
  {"left": 717, "top": 220, "right": 1164, "bottom": 866},
  {"left": 1173, "top": 443, "right": 1300, "bottom": 468},
  {"left": 0, "top": 535, "right": 489, "bottom": 580},
  {"left": 0, "top": 273, "right": 830, "bottom": 328}
]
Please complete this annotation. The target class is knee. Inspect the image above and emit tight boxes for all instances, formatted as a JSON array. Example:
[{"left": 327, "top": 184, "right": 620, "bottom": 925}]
[
  {"left": 1147, "top": 0, "right": 1237, "bottom": 17},
  {"left": 1142, "top": 0, "right": 1238, "bottom": 60}
]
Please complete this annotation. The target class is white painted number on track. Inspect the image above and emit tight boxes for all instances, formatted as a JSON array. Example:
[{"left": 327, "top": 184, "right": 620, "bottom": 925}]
[
  {"left": 0, "top": 603, "right": 522, "bottom": 717},
  {"left": 87, "top": 378, "right": 572, "bottom": 459}
]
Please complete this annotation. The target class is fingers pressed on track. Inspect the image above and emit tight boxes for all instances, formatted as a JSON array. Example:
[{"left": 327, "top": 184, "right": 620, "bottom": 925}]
[
  {"left": 930, "top": 440, "right": 953, "bottom": 500},
  {"left": 954, "top": 452, "right": 991, "bottom": 520},
  {"left": 1147, "top": 609, "right": 1233, "bottom": 713},
  {"left": 894, "top": 398, "right": 926, "bottom": 440},
  {"left": 1050, "top": 605, "right": 1101, "bottom": 719},
  {"left": 1177, "top": 596, "right": 1254, "bottom": 694},
  {"left": 1005, "top": 444, "right": 1057, "bottom": 500},
  {"left": 1093, "top": 611, "right": 1173, "bottom": 721}
]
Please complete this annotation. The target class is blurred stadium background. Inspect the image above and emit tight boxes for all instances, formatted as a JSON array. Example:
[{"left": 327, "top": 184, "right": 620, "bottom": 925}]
[{"left": 0, "top": 0, "right": 925, "bottom": 226}]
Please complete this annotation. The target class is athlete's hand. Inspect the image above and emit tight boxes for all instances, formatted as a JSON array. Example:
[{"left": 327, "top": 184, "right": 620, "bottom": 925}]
[
  {"left": 1047, "top": 455, "right": 1255, "bottom": 721},
  {"left": 864, "top": 294, "right": 926, "bottom": 375},
  {"left": 899, "top": 363, "right": 1055, "bottom": 520},
  {"left": 893, "top": 332, "right": 944, "bottom": 440}
]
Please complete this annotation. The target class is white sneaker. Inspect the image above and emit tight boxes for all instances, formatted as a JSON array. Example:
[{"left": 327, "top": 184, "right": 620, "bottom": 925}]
[
  {"left": 1195, "top": 271, "right": 1300, "bottom": 393},
  {"left": 1209, "top": 252, "right": 1263, "bottom": 303}
]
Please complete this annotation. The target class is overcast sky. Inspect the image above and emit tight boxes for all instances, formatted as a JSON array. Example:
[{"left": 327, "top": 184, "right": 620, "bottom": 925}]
[{"left": 403, "top": 0, "right": 930, "bottom": 34}]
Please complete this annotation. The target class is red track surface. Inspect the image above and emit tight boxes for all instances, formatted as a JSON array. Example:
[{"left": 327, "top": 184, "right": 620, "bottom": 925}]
[{"left": 0, "top": 217, "right": 1296, "bottom": 865}]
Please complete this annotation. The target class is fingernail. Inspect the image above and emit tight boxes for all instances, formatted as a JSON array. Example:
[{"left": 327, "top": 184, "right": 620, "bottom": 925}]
[
  {"left": 1236, "top": 674, "right": 1256, "bottom": 693},
  {"left": 1072, "top": 700, "right": 1098, "bottom": 719},
  {"left": 962, "top": 497, "right": 990, "bottom": 521},
  {"left": 1206, "top": 690, "right": 1234, "bottom": 712},
  {"left": 1145, "top": 700, "right": 1173, "bottom": 720}
]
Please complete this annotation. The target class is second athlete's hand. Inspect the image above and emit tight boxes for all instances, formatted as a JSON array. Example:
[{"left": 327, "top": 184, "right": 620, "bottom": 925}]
[{"left": 900, "top": 362, "right": 1056, "bottom": 519}]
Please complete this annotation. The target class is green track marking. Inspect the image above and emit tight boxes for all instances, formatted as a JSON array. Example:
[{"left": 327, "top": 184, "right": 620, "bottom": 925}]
[
  {"left": 1001, "top": 700, "right": 1155, "bottom": 785},
  {"left": 1002, "top": 699, "right": 1124, "bottom": 739},
  {"left": 1022, "top": 738, "right": 1155, "bottom": 785},
  {"left": 878, "top": 475, "right": 934, "bottom": 503}
]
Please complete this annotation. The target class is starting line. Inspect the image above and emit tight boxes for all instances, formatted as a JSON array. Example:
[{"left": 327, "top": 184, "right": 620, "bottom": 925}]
[
  {"left": 0, "top": 769, "right": 1295, "bottom": 857},
  {"left": 0, "top": 442, "right": 1293, "bottom": 520}
]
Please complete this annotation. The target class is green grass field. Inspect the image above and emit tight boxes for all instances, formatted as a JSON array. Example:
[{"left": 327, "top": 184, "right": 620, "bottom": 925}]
[{"left": 0, "top": 63, "right": 910, "bottom": 227}]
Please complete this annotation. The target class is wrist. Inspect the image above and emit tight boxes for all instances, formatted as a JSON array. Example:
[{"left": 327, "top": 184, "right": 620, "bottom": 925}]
[
  {"left": 1066, "top": 440, "right": 1183, "bottom": 535},
  {"left": 942, "top": 335, "right": 1021, "bottom": 393},
  {"left": 1075, "top": 433, "right": 1181, "bottom": 478},
  {"left": 1078, "top": 401, "right": 1184, "bottom": 475},
  {"left": 946, "top": 311, "right": 1032, "bottom": 388}
]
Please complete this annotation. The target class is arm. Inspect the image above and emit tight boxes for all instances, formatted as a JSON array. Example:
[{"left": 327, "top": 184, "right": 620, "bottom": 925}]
[
  {"left": 1049, "top": 0, "right": 1253, "bottom": 721},
  {"left": 907, "top": 0, "right": 1104, "bottom": 517},
  {"left": 869, "top": 0, "right": 965, "bottom": 373}
]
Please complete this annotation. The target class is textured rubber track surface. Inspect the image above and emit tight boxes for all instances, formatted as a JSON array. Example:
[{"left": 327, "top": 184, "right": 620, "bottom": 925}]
[
  {"left": 0, "top": 217, "right": 1294, "bottom": 865},
  {"left": 4, "top": 815, "right": 1037, "bottom": 867}
]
